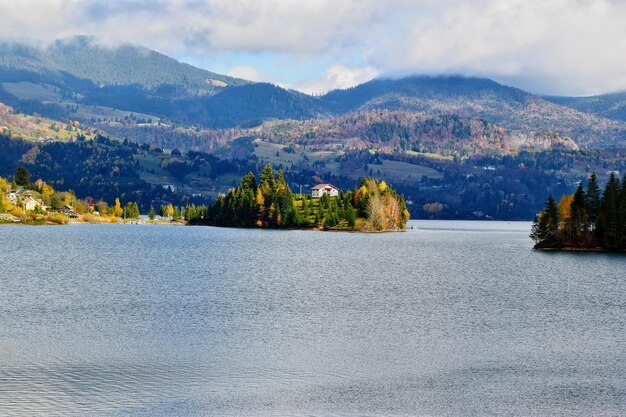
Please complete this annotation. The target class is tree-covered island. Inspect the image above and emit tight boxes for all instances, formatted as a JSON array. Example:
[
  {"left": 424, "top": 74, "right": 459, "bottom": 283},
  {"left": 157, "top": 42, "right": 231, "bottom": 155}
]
[
  {"left": 531, "top": 172, "right": 626, "bottom": 251},
  {"left": 189, "top": 164, "right": 410, "bottom": 231}
]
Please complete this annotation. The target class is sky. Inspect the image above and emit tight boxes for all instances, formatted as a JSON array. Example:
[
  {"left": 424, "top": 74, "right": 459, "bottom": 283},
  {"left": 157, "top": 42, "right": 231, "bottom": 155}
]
[{"left": 1, "top": 0, "right": 625, "bottom": 96}]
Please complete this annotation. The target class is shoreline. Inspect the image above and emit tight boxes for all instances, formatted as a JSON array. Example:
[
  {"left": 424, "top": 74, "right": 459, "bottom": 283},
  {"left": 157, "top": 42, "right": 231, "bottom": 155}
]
[
  {"left": 187, "top": 221, "right": 406, "bottom": 233},
  {"left": 534, "top": 245, "right": 626, "bottom": 253},
  {"left": 0, "top": 218, "right": 187, "bottom": 226}
]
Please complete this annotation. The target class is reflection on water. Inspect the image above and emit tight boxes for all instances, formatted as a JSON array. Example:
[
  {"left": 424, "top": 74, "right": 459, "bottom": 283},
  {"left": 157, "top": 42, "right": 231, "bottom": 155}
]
[{"left": 0, "top": 222, "right": 624, "bottom": 416}]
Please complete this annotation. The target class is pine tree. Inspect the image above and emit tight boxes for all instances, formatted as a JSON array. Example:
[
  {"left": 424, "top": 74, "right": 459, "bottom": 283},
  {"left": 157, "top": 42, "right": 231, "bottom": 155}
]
[
  {"left": 14, "top": 166, "right": 30, "bottom": 186},
  {"left": 598, "top": 174, "right": 620, "bottom": 248},
  {"left": 239, "top": 171, "right": 257, "bottom": 193},
  {"left": 273, "top": 169, "right": 293, "bottom": 221},
  {"left": 586, "top": 173, "right": 601, "bottom": 230},
  {"left": 316, "top": 204, "right": 325, "bottom": 227},
  {"left": 545, "top": 194, "right": 559, "bottom": 242},
  {"left": 346, "top": 204, "right": 356, "bottom": 228},
  {"left": 148, "top": 206, "right": 155, "bottom": 220},
  {"left": 530, "top": 213, "right": 551, "bottom": 244},
  {"left": 570, "top": 183, "right": 587, "bottom": 238},
  {"left": 260, "top": 164, "right": 275, "bottom": 190},
  {"left": 619, "top": 176, "right": 626, "bottom": 247}
]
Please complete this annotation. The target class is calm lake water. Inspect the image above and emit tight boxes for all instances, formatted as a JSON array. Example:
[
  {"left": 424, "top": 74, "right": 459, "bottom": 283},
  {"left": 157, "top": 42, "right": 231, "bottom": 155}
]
[{"left": 0, "top": 221, "right": 624, "bottom": 416}]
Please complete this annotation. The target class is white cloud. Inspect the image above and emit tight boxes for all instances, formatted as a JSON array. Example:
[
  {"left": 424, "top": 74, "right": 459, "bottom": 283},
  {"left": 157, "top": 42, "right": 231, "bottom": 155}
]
[
  {"left": 295, "top": 64, "right": 380, "bottom": 95},
  {"left": 227, "top": 66, "right": 266, "bottom": 82},
  {"left": 1, "top": 0, "right": 626, "bottom": 95},
  {"left": 373, "top": 0, "right": 626, "bottom": 95}
]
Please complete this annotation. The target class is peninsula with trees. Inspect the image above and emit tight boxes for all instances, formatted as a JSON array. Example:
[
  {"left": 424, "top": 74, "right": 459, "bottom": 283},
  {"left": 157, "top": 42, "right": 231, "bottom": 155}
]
[
  {"left": 189, "top": 164, "right": 409, "bottom": 232},
  {"left": 531, "top": 173, "right": 626, "bottom": 251},
  {"left": 1, "top": 166, "right": 150, "bottom": 225}
]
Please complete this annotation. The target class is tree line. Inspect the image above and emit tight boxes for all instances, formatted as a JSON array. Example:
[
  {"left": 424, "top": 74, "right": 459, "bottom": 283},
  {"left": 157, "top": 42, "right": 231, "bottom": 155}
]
[
  {"left": 531, "top": 173, "right": 626, "bottom": 250},
  {"left": 190, "top": 164, "right": 409, "bottom": 231}
]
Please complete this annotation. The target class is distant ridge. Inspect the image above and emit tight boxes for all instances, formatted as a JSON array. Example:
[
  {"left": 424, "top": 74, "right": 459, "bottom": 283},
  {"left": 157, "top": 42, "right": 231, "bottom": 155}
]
[
  {"left": 318, "top": 75, "right": 626, "bottom": 148},
  {"left": 544, "top": 91, "right": 626, "bottom": 123},
  {"left": 0, "top": 35, "right": 248, "bottom": 92},
  {"left": 0, "top": 37, "right": 625, "bottom": 147}
]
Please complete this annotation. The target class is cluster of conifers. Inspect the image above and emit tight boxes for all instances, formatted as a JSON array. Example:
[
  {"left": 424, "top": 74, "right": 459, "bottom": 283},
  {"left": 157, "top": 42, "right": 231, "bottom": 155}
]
[
  {"left": 531, "top": 173, "right": 626, "bottom": 250},
  {"left": 188, "top": 164, "right": 409, "bottom": 231}
]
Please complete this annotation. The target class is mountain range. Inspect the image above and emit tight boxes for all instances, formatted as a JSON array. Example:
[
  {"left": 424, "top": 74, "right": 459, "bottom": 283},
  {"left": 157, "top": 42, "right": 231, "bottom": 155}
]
[
  {"left": 0, "top": 36, "right": 625, "bottom": 150},
  {"left": 1, "top": 36, "right": 626, "bottom": 220}
]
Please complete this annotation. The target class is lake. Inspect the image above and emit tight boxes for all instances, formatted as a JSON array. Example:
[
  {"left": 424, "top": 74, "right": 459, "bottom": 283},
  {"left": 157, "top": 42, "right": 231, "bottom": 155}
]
[{"left": 0, "top": 221, "right": 624, "bottom": 416}]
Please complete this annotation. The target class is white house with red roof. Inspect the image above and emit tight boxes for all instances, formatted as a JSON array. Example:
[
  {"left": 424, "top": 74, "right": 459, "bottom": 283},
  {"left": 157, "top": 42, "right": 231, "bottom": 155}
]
[{"left": 311, "top": 184, "right": 340, "bottom": 198}]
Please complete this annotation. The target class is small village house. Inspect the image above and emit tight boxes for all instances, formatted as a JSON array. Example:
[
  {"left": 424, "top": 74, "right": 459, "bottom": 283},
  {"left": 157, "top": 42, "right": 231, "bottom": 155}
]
[
  {"left": 311, "top": 184, "right": 340, "bottom": 198},
  {"left": 60, "top": 205, "right": 79, "bottom": 218},
  {"left": 22, "top": 196, "right": 42, "bottom": 211},
  {"left": 8, "top": 189, "right": 45, "bottom": 211}
]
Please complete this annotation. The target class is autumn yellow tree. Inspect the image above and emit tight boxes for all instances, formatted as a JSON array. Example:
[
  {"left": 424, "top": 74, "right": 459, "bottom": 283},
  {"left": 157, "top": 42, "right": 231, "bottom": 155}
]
[
  {"left": 0, "top": 176, "right": 8, "bottom": 193},
  {"left": 558, "top": 194, "right": 574, "bottom": 229},
  {"left": 558, "top": 194, "right": 574, "bottom": 240},
  {"left": 113, "top": 198, "right": 123, "bottom": 217}
]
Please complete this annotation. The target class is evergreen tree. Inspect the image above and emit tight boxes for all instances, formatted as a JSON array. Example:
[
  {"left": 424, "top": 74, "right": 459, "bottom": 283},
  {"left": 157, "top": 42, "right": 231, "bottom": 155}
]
[
  {"left": 545, "top": 194, "right": 559, "bottom": 242},
  {"left": 132, "top": 202, "right": 140, "bottom": 219},
  {"left": 260, "top": 164, "right": 275, "bottom": 191},
  {"left": 14, "top": 166, "right": 30, "bottom": 186},
  {"left": 570, "top": 183, "right": 588, "bottom": 237},
  {"left": 184, "top": 204, "right": 197, "bottom": 221},
  {"left": 239, "top": 171, "right": 257, "bottom": 193},
  {"left": 346, "top": 204, "right": 356, "bottom": 227},
  {"left": 598, "top": 173, "right": 620, "bottom": 248},
  {"left": 124, "top": 202, "right": 136, "bottom": 219},
  {"left": 273, "top": 169, "right": 294, "bottom": 222},
  {"left": 148, "top": 206, "right": 155, "bottom": 220},
  {"left": 586, "top": 173, "right": 601, "bottom": 230},
  {"left": 316, "top": 204, "right": 325, "bottom": 226},
  {"left": 619, "top": 176, "right": 626, "bottom": 247},
  {"left": 302, "top": 197, "right": 309, "bottom": 220},
  {"left": 530, "top": 213, "right": 551, "bottom": 244}
]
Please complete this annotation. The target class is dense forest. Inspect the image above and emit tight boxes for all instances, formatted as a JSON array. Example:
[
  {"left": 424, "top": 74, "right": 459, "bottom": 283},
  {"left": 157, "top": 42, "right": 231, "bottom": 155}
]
[
  {"left": 0, "top": 133, "right": 262, "bottom": 211},
  {"left": 98, "top": 109, "right": 577, "bottom": 156},
  {"left": 546, "top": 92, "right": 626, "bottom": 123},
  {"left": 531, "top": 173, "right": 626, "bottom": 250},
  {"left": 192, "top": 165, "right": 409, "bottom": 231}
]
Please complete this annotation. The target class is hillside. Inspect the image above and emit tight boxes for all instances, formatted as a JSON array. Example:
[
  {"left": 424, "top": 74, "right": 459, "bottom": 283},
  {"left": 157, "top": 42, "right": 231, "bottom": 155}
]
[
  {"left": 100, "top": 110, "right": 578, "bottom": 163},
  {"left": 0, "top": 37, "right": 327, "bottom": 129},
  {"left": 320, "top": 76, "right": 626, "bottom": 148},
  {"left": 247, "top": 111, "right": 578, "bottom": 154},
  {"left": 1, "top": 100, "right": 625, "bottom": 221},
  {"left": 2, "top": 39, "right": 626, "bottom": 147},
  {"left": 545, "top": 92, "right": 626, "bottom": 123},
  {"left": 0, "top": 102, "right": 97, "bottom": 142},
  {"left": 0, "top": 36, "right": 247, "bottom": 93}
]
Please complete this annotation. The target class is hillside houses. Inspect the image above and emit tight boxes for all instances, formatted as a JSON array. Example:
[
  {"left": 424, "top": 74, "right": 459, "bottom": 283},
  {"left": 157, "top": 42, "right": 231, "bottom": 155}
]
[
  {"left": 7, "top": 189, "right": 45, "bottom": 211},
  {"left": 60, "top": 205, "right": 78, "bottom": 218}
]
